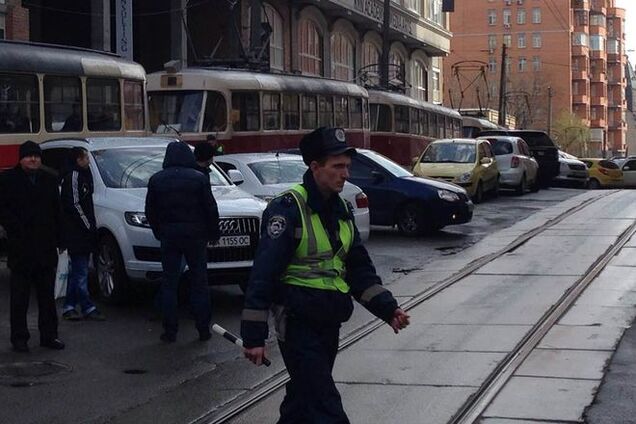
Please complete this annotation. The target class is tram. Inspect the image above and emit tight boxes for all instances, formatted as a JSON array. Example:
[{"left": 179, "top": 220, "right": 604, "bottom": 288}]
[
  {"left": 367, "top": 89, "right": 462, "bottom": 166},
  {"left": 0, "top": 40, "right": 148, "bottom": 169},
  {"left": 146, "top": 67, "right": 371, "bottom": 152}
]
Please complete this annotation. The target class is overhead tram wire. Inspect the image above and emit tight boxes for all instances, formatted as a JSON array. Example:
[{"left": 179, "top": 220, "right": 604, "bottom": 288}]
[{"left": 21, "top": 0, "right": 211, "bottom": 17}]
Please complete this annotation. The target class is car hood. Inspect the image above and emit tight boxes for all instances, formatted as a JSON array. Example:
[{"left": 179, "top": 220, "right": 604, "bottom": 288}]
[
  {"left": 415, "top": 163, "right": 474, "bottom": 177},
  {"left": 402, "top": 176, "right": 467, "bottom": 195},
  {"left": 101, "top": 186, "right": 267, "bottom": 216},
  {"left": 244, "top": 181, "right": 361, "bottom": 205},
  {"left": 559, "top": 157, "right": 585, "bottom": 166}
]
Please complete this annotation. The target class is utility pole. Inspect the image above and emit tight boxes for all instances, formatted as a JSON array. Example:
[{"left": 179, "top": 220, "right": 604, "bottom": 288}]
[
  {"left": 547, "top": 86, "right": 553, "bottom": 136},
  {"left": 498, "top": 43, "right": 507, "bottom": 126},
  {"left": 380, "top": 0, "right": 391, "bottom": 89}
]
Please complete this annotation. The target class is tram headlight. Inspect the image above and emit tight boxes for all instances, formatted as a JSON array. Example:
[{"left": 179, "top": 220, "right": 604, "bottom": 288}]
[
  {"left": 456, "top": 172, "right": 472, "bottom": 184},
  {"left": 438, "top": 190, "right": 460, "bottom": 202}
]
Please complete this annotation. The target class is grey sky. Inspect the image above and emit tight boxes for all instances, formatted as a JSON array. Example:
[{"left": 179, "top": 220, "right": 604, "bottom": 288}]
[{"left": 615, "top": 0, "right": 635, "bottom": 58}]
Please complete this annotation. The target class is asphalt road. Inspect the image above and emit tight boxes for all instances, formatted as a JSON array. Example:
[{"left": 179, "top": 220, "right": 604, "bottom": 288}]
[{"left": 0, "top": 187, "right": 584, "bottom": 424}]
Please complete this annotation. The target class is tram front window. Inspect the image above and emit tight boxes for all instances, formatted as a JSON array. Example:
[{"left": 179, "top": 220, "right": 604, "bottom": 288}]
[{"left": 149, "top": 91, "right": 203, "bottom": 134}]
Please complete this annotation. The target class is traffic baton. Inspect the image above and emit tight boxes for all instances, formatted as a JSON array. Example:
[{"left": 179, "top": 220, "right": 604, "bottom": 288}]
[{"left": 212, "top": 324, "right": 271, "bottom": 367}]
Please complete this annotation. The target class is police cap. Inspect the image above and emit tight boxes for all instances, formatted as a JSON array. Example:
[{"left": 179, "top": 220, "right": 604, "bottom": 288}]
[{"left": 299, "top": 127, "right": 357, "bottom": 166}]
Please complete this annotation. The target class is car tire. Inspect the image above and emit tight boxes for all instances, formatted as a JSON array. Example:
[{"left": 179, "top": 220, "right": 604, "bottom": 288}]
[
  {"left": 530, "top": 177, "right": 540, "bottom": 192},
  {"left": 473, "top": 181, "right": 484, "bottom": 204},
  {"left": 588, "top": 178, "right": 601, "bottom": 190},
  {"left": 516, "top": 174, "right": 527, "bottom": 195},
  {"left": 396, "top": 203, "right": 424, "bottom": 236},
  {"left": 95, "top": 234, "right": 129, "bottom": 304}
]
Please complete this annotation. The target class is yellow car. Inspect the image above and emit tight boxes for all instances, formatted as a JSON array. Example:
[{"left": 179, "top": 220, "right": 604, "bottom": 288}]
[
  {"left": 579, "top": 158, "right": 623, "bottom": 189},
  {"left": 412, "top": 138, "right": 499, "bottom": 203}
]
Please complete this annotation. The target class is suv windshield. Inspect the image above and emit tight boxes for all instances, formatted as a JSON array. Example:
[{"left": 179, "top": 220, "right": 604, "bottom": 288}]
[
  {"left": 420, "top": 143, "right": 476, "bottom": 164},
  {"left": 248, "top": 159, "right": 307, "bottom": 185},
  {"left": 92, "top": 146, "right": 230, "bottom": 188}
]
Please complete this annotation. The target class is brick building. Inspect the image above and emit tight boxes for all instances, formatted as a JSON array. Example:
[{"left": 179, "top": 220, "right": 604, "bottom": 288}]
[{"left": 445, "top": 0, "right": 627, "bottom": 157}]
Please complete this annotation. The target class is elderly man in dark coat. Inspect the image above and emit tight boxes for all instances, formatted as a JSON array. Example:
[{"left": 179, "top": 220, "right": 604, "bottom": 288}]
[
  {"left": 0, "top": 141, "right": 65, "bottom": 352},
  {"left": 145, "top": 141, "right": 220, "bottom": 343}
]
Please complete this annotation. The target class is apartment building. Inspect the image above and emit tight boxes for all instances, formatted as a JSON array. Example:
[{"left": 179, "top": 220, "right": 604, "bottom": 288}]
[{"left": 446, "top": 0, "right": 627, "bottom": 157}]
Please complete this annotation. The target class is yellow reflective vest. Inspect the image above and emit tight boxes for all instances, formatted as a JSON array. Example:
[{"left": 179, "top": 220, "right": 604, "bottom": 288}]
[{"left": 281, "top": 184, "right": 354, "bottom": 293}]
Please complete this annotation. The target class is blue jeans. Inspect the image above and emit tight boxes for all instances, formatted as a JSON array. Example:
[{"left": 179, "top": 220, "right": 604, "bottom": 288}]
[
  {"left": 160, "top": 238, "right": 211, "bottom": 337},
  {"left": 63, "top": 253, "right": 96, "bottom": 315}
]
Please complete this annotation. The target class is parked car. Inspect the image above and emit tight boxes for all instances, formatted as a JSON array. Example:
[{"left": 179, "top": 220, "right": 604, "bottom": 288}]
[
  {"left": 347, "top": 149, "right": 473, "bottom": 235},
  {"left": 40, "top": 137, "right": 267, "bottom": 301},
  {"left": 554, "top": 151, "right": 589, "bottom": 188},
  {"left": 579, "top": 158, "right": 623, "bottom": 189},
  {"left": 412, "top": 138, "right": 499, "bottom": 203},
  {"left": 614, "top": 157, "right": 636, "bottom": 188},
  {"left": 478, "top": 135, "right": 539, "bottom": 194},
  {"left": 479, "top": 129, "right": 559, "bottom": 187},
  {"left": 215, "top": 153, "right": 370, "bottom": 242}
]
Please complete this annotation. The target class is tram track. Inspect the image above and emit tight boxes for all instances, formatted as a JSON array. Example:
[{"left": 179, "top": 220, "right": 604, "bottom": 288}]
[{"left": 193, "top": 192, "right": 617, "bottom": 424}]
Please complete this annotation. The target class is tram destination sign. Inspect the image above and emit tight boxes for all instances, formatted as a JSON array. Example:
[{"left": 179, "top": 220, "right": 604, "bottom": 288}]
[{"left": 346, "top": 0, "right": 416, "bottom": 36}]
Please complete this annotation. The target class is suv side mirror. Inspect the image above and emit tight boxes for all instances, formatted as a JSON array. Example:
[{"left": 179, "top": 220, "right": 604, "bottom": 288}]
[{"left": 227, "top": 169, "right": 244, "bottom": 185}]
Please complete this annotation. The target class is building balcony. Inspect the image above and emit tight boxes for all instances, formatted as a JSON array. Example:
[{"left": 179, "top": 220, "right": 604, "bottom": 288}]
[
  {"left": 590, "top": 72, "right": 607, "bottom": 83},
  {"left": 608, "top": 8, "right": 626, "bottom": 19},
  {"left": 607, "top": 53, "right": 621, "bottom": 63},
  {"left": 573, "top": 0, "right": 590, "bottom": 10},
  {"left": 572, "top": 70, "right": 588, "bottom": 80},
  {"left": 608, "top": 121, "right": 625, "bottom": 130},
  {"left": 589, "top": 26, "right": 607, "bottom": 37},
  {"left": 590, "top": 50, "right": 607, "bottom": 60},
  {"left": 573, "top": 94, "right": 589, "bottom": 104},
  {"left": 608, "top": 78, "right": 623, "bottom": 85},
  {"left": 591, "top": 96, "right": 608, "bottom": 106},
  {"left": 591, "top": 118, "right": 607, "bottom": 127},
  {"left": 572, "top": 45, "right": 589, "bottom": 56},
  {"left": 590, "top": 0, "right": 607, "bottom": 15}
]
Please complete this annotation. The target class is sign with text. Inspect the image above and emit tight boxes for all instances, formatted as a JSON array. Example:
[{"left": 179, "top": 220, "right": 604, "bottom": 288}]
[
  {"left": 116, "top": 0, "right": 133, "bottom": 59},
  {"left": 351, "top": 0, "right": 415, "bottom": 36}
]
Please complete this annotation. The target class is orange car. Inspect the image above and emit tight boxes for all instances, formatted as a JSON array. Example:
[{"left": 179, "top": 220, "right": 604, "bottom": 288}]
[{"left": 579, "top": 159, "right": 623, "bottom": 189}]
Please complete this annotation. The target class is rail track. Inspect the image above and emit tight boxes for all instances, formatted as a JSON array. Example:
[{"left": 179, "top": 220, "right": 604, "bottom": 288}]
[{"left": 192, "top": 192, "right": 630, "bottom": 424}]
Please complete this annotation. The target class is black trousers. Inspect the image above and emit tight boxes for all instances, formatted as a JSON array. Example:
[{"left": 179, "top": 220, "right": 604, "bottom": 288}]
[
  {"left": 10, "top": 266, "right": 58, "bottom": 345},
  {"left": 160, "top": 238, "right": 211, "bottom": 337},
  {"left": 278, "top": 318, "right": 350, "bottom": 424}
]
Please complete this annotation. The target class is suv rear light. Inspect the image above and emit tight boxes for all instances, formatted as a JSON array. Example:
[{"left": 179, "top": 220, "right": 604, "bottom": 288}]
[
  {"left": 355, "top": 192, "right": 369, "bottom": 209},
  {"left": 511, "top": 155, "right": 520, "bottom": 168}
]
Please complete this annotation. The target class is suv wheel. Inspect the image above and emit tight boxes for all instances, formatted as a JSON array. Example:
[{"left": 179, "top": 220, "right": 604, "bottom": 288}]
[
  {"left": 96, "top": 234, "right": 129, "bottom": 303},
  {"left": 516, "top": 174, "right": 527, "bottom": 195},
  {"left": 396, "top": 203, "right": 423, "bottom": 236}
]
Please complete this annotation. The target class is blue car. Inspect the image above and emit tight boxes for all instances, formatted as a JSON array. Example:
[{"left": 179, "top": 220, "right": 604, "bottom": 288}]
[{"left": 348, "top": 149, "right": 474, "bottom": 236}]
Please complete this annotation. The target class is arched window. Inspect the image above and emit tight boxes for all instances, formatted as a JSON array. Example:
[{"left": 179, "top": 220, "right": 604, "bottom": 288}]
[
  {"left": 361, "top": 41, "right": 380, "bottom": 86},
  {"left": 389, "top": 50, "right": 405, "bottom": 85},
  {"left": 299, "top": 19, "right": 323, "bottom": 76},
  {"left": 413, "top": 61, "right": 428, "bottom": 101},
  {"left": 331, "top": 32, "right": 355, "bottom": 81},
  {"left": 263, "top": 4, "right": 284, "bottom": 71}
]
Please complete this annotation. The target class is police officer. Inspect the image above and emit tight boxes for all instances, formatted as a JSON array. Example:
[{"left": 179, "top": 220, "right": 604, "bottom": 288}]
[{"left": 241, "top": 127, "right": 410, "bottom": 423}]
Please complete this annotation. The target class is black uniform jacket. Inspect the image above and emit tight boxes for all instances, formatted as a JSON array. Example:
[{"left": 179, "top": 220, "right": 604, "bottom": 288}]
[
  {"left": 241, "top": 171, "right": 398, "bottom": 348},
  {"left": 145, "top": 141, "right": 220, "bottom": 242},
  {"left": 0, "top": 165, "right": 62, "bottom": 272},
  {"left": 60, "top": 164, "right": 97, "bottom": 255}
]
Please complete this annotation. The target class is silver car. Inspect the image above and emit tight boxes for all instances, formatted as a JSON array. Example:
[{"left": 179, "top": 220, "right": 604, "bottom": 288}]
[
  {"left": 555, "top": 150, "right": 589, "bottom": 188},
  {"left": 40, "top": 137, "right": 266, "bottom": 301},
  {"left": 215, "top": 153, "right": 371, "bottom": 242},
  {"left": 479, "top": 136, "right": 539, "bottom": 194}
]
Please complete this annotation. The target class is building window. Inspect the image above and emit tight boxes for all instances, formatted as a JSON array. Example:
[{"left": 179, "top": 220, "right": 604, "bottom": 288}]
[
  {"left": 532, "top": 7, "right": 541, "bottom": 24},
  {"left": 405, "top": 0, "right": 421, "bottom": 15},
  {"left": 0, "top": 15, "right": 4, "bottom": 40},
  {"left": 413, "top": 61, "right": 428, "bottom": 101},
  {"left": 299, "top": 19, "right": 323, "bottom": 76},
  {"left": 429, "top": 0, "right": 443, "bottom": 25},
  {"left": 488, "top": 34, "right": 497, "bottom": 50},
  {"left": 488, "top": 9, "right": 497, "bottom": 26},
  {"left": 517, "top": 8, "right": 526, "bottom": 24},
  {"left": 331, "top": 32, "right": 355, "bottom": 82},
  {"left": 608, "top": 39, "right": 620, "bottom": 54},
  {"left": 590, "top": 14, "right": 606, "bottom": 27},
  {"left": 264, "top": 4, "right": 284, "bottom": 71},
  {"left": 575, "top": 10, "right": 588, "bottom": 27},
  {"left": 503, "top": 9, "right": 511, "bottom": 25},
  {"left": 590, "top": 35, "right": 605, "bottom": 51},
  {"left": 505, "top": 57, "right": 511, "bottom": 74},
  {"left": 503, "top": 34, "right": 512, "bottom": 47},
  {"left": 432, "top": 68, "right": 441, "bottom": 103},
  {"left": 361, "top": 41, "right": 380, "bottom": 86},
  {"left": 573, "top": 32, "right": 588, "bottom": 46},
  {"left": 390, "top": 50, "right": 405, "bottom": 86},
  {"left": 488, "top": 56, "right": 497, "bottom": 73},
  {"left": 532, "top": 32, "right": 542, "bottom": 48},
  {"left": 532, "top": 56, "right": 541, "bottom": 71},
  {"left": 518, "top": 57, "right": 527, "bottom": 72},
  {"left": 518, "top": 33, "right": 526, "bottom": 48}
]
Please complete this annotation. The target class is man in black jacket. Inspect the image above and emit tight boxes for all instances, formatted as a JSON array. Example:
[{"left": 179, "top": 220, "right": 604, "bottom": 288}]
[
  {"left": 0, "top": 141, "right": 65, "bottom": 352},
  {"left": 60, "top": 147, "right": 105, "bottom": 321},
  {"left": 145, "top": 141, "right": 220, "bottom": 343}
]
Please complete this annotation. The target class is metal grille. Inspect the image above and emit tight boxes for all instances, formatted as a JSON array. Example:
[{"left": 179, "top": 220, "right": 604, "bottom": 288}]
[
  {"left": 568, "top": 163, "right": 586, "bottom": 171},
  {"left": 208, "top": 217, "right": 260, "bottom": 263}
]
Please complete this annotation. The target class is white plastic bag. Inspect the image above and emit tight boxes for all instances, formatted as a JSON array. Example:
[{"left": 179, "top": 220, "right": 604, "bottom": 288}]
[{"left": 54, "top": 250, "right": 69, "bottom": 299}]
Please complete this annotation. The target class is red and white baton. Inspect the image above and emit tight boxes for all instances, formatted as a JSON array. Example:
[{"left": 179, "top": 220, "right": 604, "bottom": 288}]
[{"left": 212, "top": 324, "right": 271, "bottom": 367}]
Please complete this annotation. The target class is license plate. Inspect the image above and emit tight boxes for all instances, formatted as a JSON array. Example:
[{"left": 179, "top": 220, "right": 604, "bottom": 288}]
[
  {"left": 536, "top": 151, "right": 545, "bottom": 156},
  {"left": 208, "top": 235, "right": 251, "bottom": 248}
]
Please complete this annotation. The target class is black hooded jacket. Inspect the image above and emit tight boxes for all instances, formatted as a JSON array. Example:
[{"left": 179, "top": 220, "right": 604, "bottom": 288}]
[
  {"left": 145, "top": 141, "right": 220, "bottom": 242},
  {"left": 60, "top": 163, "right": 97, "bottom": 254}
]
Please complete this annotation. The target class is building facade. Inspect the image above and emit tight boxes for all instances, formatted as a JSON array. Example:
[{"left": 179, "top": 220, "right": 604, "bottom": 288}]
[
  {"left": 1, "top": 1, "right": 453, "bottom": 105},
  {"left": 445, "top": 0, "right": 627, "bottom": 157}
]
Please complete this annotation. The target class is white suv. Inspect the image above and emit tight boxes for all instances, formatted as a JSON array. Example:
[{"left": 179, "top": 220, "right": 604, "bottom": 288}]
[{"left": 40, "top": 137, "right": 266, "bottom": 302}]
